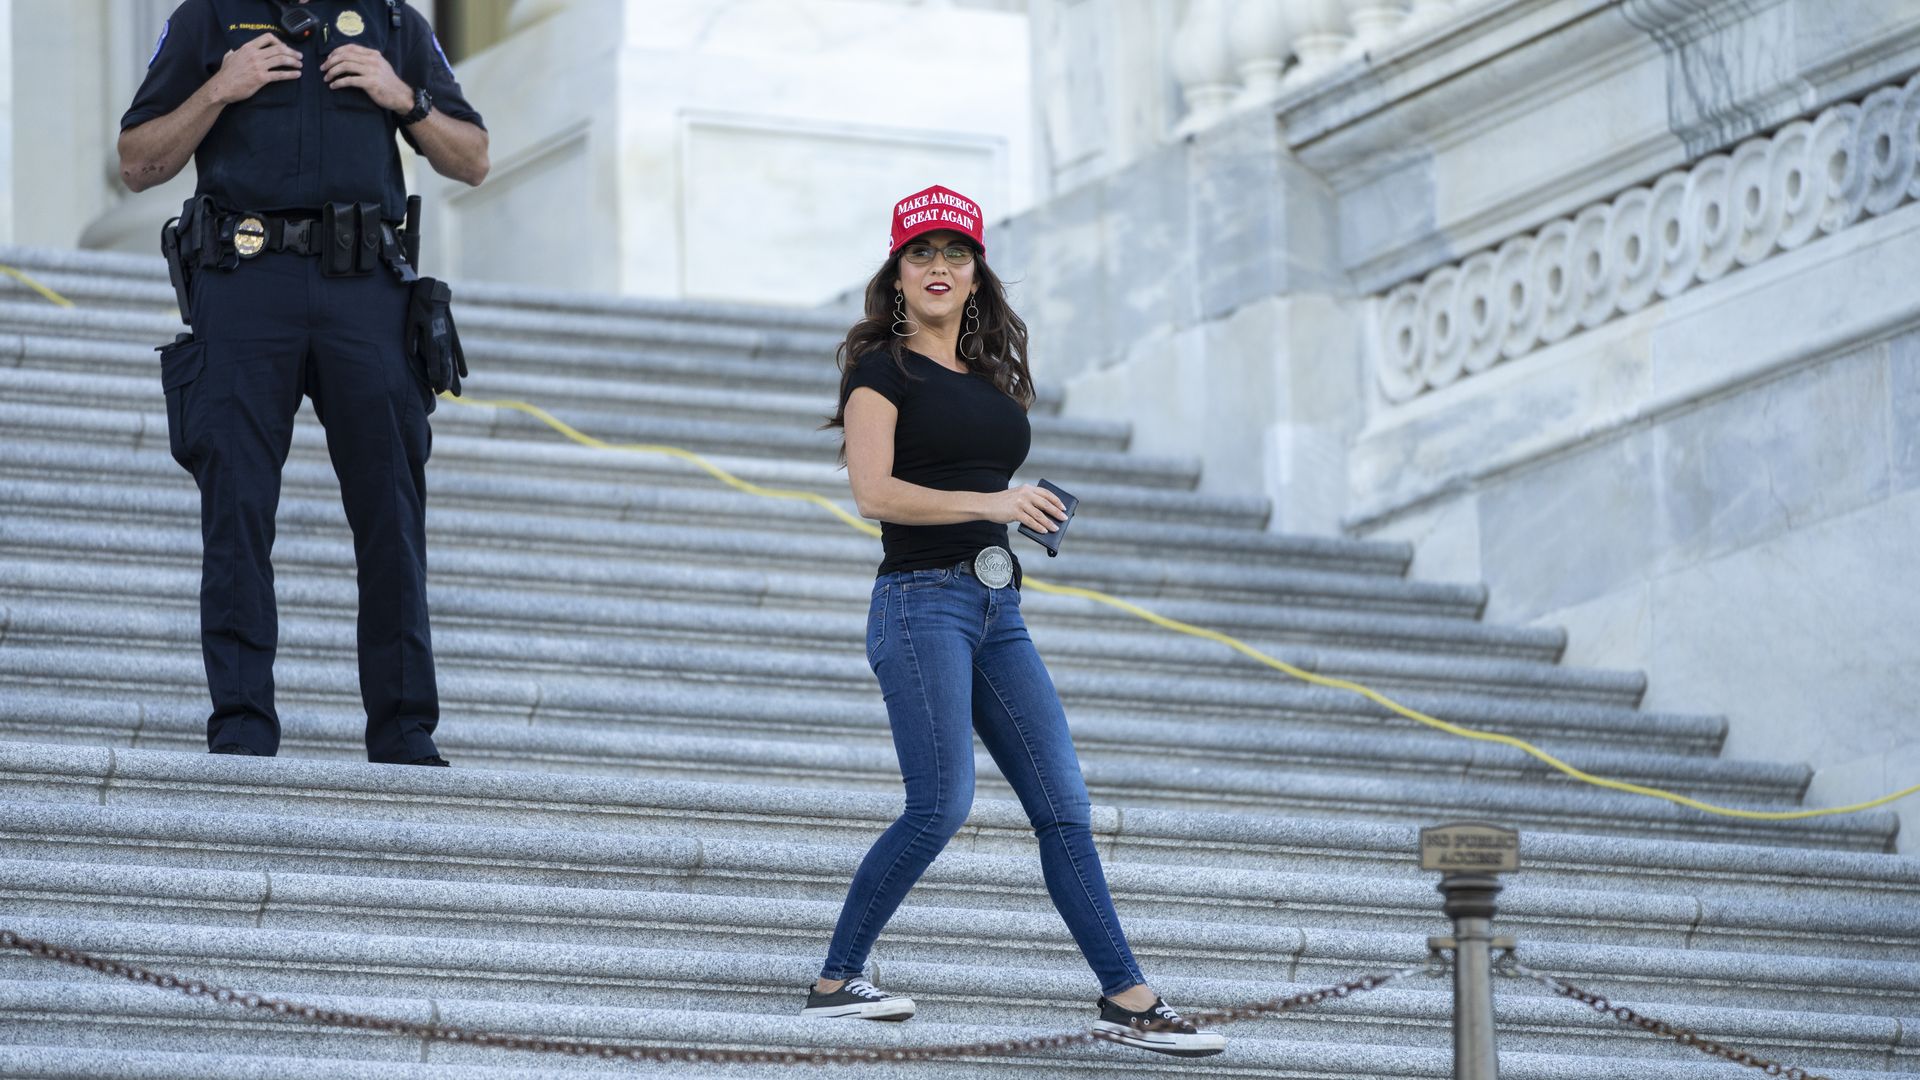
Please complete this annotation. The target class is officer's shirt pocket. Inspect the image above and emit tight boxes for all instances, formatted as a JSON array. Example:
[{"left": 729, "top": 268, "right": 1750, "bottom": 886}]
[
  {"left": 318, "top": 31, "right": 399, "bottom": 195},
  {"left": 157, "top": 338, "right": 206, "bottom": 471}
]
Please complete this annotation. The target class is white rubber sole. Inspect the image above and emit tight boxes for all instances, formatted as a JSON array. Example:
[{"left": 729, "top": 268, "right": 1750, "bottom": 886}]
[
  {"left": 800, "top": 997, "right": 917, "bottom": 1021},
  {"left": 1092, "top": 1020, "right": 1227, "bottom": 1057}
]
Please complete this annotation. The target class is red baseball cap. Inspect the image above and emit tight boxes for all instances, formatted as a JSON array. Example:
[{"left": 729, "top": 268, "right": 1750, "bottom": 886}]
[{"left": 890, "top": 185, "right": 986, "bottom": 256}]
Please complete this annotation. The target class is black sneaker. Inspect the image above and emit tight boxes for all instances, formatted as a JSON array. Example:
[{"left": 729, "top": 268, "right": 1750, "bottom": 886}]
[
  {"left": 1093, "top": 996, "right": 1226, "bottom": 1057},
  {"left": 800, "top": 978, "right": 915, "bottom": 1021},
  {"left": 408, "top": 755, "right": 452, "bottom": 767}
]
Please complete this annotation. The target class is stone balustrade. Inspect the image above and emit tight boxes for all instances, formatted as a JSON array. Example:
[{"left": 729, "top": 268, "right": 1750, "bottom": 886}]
[
  {"left": 1372, "top": 72, "right": 1920, "bottom": 403},
  {"left": 1172, "top": 0, "right": 1478, "bottom": 132}
]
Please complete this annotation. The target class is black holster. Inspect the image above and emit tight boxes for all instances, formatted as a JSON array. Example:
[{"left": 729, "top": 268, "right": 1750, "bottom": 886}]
[
  {"left": 161, "top": 195, "right": 222, "bottom": 326},
  {"left": 160, "top": 218, "right": 191, "bottom": 326},
  {"left": 405, "top": 277, "right": 467, "bottom": 411}
]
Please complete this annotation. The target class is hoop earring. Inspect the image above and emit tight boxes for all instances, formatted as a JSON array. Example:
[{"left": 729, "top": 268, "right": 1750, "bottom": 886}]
[
  {"left": 959, "top": 295, "right": 981, "bottom": 359},
  {"left": 891, "top": 291, "right": 919, "bottom": 338}
]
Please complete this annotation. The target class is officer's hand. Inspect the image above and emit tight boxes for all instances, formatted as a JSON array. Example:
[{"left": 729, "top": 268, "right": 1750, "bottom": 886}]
[
  {"left": 321, "top": 45, "right": 413, "bottom": 114},
  {"left": 208, "top": 34, "right": 303, "bottom": 105}
]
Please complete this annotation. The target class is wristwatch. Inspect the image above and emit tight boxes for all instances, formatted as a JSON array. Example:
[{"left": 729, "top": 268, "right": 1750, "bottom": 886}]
[{"left": 399, "top": 87, "right": 433, "bottom": 126}]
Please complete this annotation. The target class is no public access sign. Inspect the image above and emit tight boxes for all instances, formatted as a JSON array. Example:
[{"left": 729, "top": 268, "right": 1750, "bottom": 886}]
[{"left": 1419, "top": 822, "right": 1521, "bottom": 874}]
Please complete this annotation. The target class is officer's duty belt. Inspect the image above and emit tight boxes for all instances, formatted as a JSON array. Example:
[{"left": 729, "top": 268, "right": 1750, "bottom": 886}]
[
  {"left": 218, "top": 204, "right": 406, "bottom": 278},
  {"left": 223, "top": 214, "right": 327, "bottom": 257}
]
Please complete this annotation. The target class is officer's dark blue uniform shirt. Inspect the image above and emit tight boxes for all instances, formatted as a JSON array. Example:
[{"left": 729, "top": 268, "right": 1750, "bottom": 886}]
[{"left": 122, "top": 0, "right": 484, "bottom": 221}]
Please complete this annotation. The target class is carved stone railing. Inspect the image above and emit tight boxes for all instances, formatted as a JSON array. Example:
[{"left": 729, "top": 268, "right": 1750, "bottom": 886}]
[
  {"left": 1171, "top": 0, "right": 1477, "bottom": 134},
  {"left": 1372, "top": 72, "right": 1920, "bottom": 403}
]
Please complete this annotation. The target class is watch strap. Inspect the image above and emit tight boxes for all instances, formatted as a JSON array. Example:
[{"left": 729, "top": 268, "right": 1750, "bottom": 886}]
[{"left": 399, "top": 87, "right": 433, "bottom": 126}]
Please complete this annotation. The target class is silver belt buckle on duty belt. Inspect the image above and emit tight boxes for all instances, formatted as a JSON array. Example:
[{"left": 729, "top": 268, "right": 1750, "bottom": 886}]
[{"left": 970, "top": 546, "right": 1015, "bottom": 589}]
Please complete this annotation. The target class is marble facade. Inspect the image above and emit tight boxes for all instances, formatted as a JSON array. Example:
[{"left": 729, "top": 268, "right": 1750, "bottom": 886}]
[
  {"left": 411, "top": 0, "right": 1032, "bottom": 302},
  {"left": 5, "top": 0, "right": 1030, "bottom": 307},
  {"left": 996, "top": 0, "right": 1920, "bottom": 845}
]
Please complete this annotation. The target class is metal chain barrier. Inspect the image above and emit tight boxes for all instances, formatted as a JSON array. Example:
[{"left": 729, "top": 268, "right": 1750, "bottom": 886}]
[
  {"left": 1498, "top": 952, "right": 1831, "bottom": 1080},
  {"left": 1, "top": 928, "right": 1429, "bottom": 1066}
]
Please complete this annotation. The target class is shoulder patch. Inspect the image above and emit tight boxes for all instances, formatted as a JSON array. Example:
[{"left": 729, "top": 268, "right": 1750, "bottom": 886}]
[
  {"left": 147, "top": 20, "right": 169, "bottom": 66},
  {"left": 431, "top": 32, "right": 453, "bottom": 74}
]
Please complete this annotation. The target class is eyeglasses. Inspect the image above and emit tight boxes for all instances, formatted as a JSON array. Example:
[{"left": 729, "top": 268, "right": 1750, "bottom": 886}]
[{"left": 901, "top": 242, "right": 976, "bottom": 266}]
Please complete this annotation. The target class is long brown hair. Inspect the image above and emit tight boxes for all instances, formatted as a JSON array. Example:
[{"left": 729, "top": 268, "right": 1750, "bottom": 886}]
[{"left": 825, "top": 247, "right": 1033, "bottom": 446}]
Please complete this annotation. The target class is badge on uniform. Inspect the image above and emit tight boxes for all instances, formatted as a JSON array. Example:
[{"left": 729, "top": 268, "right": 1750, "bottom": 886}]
[
  {"left": 233, "top": 217, "right": 267, "bottom": 259},
  {"left": 336, "top": 10, "right": 365, "bottom": 36}
]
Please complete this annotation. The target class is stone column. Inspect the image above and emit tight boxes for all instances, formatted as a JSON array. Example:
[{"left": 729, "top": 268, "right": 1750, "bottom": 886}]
[
  {"left": 1345, "top": 0, "right": 1409, "bottom": 53},
  {"left": 1290, "top": 0, "right": 1352, "bottom": 81},
  {"left": 1228, "top": 0, "right": 1292, "bottom": 109},
  {"left": 1170, "top": 0, "right": 1236, "bottom": 136}
]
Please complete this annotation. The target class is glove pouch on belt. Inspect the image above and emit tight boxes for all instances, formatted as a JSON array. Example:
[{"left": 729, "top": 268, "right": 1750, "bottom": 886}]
[{"left": 405, "top": 277, "right": 468, "bottom": 411}]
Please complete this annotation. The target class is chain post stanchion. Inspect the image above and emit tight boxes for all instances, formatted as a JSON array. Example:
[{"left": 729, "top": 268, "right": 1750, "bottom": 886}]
[{"left": 1420, "top": 821, "right": 1521, "bottom": 1080}]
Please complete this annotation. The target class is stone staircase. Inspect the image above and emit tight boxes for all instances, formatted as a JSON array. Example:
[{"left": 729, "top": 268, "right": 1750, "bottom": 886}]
[{"left": 0, "top": 243, "right": 1913, "bottom": 1078}]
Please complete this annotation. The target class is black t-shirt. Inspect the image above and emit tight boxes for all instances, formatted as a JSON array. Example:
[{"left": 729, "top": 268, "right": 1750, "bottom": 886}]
[
  {"left": 842, "top": 350, "right": 1031, "bottom": 577},
  {"left": 122, "top": 0, "right": 485, "bottom": 221}
]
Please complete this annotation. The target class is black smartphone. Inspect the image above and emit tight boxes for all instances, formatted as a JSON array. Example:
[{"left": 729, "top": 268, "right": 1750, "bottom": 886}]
[{"left": 1017, "top": 479, "right": 1078, "bottom": 557}]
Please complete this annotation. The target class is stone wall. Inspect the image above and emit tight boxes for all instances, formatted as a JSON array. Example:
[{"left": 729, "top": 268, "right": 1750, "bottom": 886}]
[
  {"left": 7, "top": 0, "right": 122, "bottom": 251},
  {"left": 1364, "top": 208, "right": 1920, "bottom": 847},
  {"left": 988, "top": 0, "right": 1920, "bottom": 846},
  {"left": 413, "top": 0, "right": 1033, "bottom": 303}
]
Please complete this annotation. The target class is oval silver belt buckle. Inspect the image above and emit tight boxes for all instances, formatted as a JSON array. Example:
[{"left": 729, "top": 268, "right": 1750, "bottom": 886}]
[{"left": 973, "top": 545, "right": 1014, "bottom": 589}]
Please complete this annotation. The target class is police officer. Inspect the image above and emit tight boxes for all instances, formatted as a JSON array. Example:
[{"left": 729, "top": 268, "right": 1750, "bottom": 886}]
[{"left": 116, "top": 0, "right": 488, "bottom": 765}]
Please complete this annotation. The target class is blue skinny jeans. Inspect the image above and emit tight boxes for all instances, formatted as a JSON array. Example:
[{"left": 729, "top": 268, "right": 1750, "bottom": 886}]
[{"left": 818, "top": 566, "right": 1147, "bottom": 996}]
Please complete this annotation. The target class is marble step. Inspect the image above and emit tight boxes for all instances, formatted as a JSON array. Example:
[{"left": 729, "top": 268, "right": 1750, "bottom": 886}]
[
  {"left": 0, "top": 405, "right": 1263, "bottom": 528},
  {"left": 0, "top": 692, "right": 1792, "bottom": 825},
  {"left": 0, "top": 296, "right": 843, "bottom": 369},
  {"left": 6, "top": 478, "right": 1326, "bottom": 602},
  {"left": 6, "top": 558, "right": 1560, "bottom": 667},
  {"left": 0, "top": 493, "right": 1473, "bottom": 620},
  {"left": 0, "top": 317, "right": 859, "bottom": 403},
  {"left": 0, "top": 367, "right": 1189, "bottom": 490},
  {"left": 0, "top": 442, "right": 1323, "bottom": 573},
  {"left": 5, "top": 965, "right": 1916, "bottom": 1074},
  {"left": 6, "top": 1037, "right": 1905, "bottom": 1080},
  {"left": 9, "top": 850, "right": 1914, "bottom": 966},
  {"left": 0, "top": 643, "right": 1719, "bottom": 767},
  {"left": 0, "top": 684, "right": 1745, "bottom": 846},
  {"left": 0, "top": 361, "right": 1125, "bottom": 453},
  {"left": 0, "top": 746, "right": 1890, "bottom": 857},
  {"left": 0, "top": 596, "right": 1640, "bottom": 707},
  {"left": 2, "top": 914, "right": 1913, "bottom": 1026},
  {"left": 0, "top": 298, "right": 1079, "bottom": 417},
  {"left": 2, "top": 690, "right": 1781, "bottom": 802},
  {"left": 0, "top": 243, "right": 856, "bottom": 333},
  {"left": 5, "top": 800, "right": 1910, "bottom": 929},
  {"left": 0, "top": 470, "right": 1359, "bottom": 584}
]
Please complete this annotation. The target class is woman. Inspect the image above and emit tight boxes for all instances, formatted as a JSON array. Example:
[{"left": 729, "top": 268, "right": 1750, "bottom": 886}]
[{"left": 801, "top": 185, "right": 1225, "bottom": 1058}]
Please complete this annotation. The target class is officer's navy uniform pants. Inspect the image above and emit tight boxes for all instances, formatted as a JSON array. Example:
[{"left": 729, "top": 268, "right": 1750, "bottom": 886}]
[{"left": 159, "top": 250, "right": 440, "bottom": 762}]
